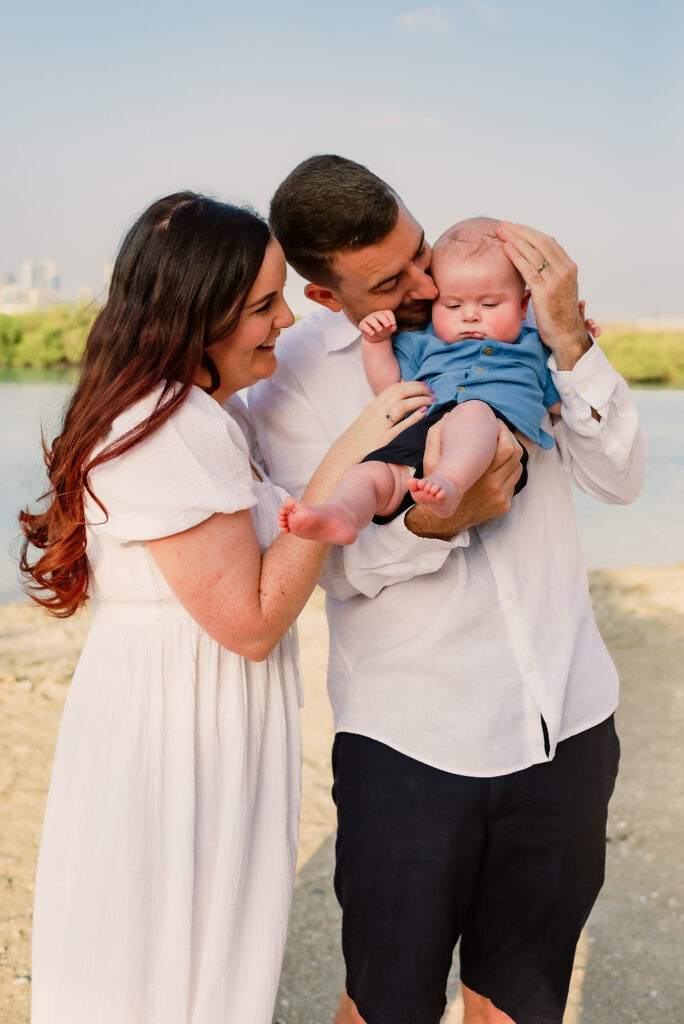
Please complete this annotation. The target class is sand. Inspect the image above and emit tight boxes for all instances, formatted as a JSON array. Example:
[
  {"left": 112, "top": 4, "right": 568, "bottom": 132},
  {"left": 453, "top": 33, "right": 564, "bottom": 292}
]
[{"left": 1, "top": 567, "right": 683, "bottom": 1024}]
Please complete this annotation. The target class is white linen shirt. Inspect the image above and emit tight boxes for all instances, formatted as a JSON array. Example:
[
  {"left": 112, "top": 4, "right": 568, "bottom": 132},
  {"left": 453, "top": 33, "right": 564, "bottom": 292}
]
[{"left": 249, "top": 307, "right": 646, "bottom": 777}]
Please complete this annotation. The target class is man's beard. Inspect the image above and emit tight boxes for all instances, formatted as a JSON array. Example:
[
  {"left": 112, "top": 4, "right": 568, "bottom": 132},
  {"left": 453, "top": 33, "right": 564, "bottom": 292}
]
[
  {"left": 394, "top": 300, "right": 432, "bottom": 332},
  {"left": 342, "top": 296, "right": 432, "bottom": 332}
]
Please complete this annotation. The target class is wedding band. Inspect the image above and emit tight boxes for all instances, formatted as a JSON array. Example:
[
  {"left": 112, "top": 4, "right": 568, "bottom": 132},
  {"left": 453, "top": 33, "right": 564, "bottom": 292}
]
[
  {"left": 537, "top": 260, "right": 549, "bottom": 274},
  {"left": 385, "top": 412, "right": 394, "bottom": 422}
]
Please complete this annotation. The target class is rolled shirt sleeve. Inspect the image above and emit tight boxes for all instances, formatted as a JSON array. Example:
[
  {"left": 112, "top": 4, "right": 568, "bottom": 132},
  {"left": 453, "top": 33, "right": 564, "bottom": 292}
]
[{"left": 549, "top": 341, "right": 646, "bottom": 503}]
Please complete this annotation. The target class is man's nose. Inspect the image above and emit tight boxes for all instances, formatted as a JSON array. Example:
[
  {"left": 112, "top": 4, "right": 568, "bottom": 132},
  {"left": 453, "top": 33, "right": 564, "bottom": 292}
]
[{"left": 407, "top": 268, "right": 438, "bottom": 301}]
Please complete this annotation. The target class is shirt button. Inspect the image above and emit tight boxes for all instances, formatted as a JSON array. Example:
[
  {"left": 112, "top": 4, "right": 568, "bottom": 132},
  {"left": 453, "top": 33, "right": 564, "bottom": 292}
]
[
  {"left": 562, "top": 387, "right": 571, "bottom": 396},
  {"left": 505, "top": 591, "right": 513, "bottom": 600},
  {"left": 526, "top": 663, "right": 535, "bottom": 673},
  {"left": 484, "top": 347, "right": 493, "bottom": 355},
  {"left": 458, "top": 386, "right": 467, "bottom": 391},
  {"left": 475, "top": 366, "right": 484, "bottom": 372}
]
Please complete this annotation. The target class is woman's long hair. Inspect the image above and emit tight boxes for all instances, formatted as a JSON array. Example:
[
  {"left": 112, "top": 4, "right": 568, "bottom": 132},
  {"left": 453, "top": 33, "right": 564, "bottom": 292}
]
[{"left": 18, "top": 192, "right": 271, "bottom": 616}]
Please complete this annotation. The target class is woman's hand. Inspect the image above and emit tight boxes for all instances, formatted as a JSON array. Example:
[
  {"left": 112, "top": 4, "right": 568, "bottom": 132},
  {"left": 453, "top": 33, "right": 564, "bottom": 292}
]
[
  {"left": 332, "top": 380, "right": 433, "bottom": 466},
  {"left": 301, "top": 380, "right": 434, "bottom": 507}
]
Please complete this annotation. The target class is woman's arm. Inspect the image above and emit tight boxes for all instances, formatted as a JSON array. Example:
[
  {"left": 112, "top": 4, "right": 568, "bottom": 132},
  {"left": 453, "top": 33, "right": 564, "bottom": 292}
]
[
  {"left": 148, "top": 507, "right": 327, "bottom": 662},
  {"left": 148, "top": 381, "right": 433, "bottom": 660}
]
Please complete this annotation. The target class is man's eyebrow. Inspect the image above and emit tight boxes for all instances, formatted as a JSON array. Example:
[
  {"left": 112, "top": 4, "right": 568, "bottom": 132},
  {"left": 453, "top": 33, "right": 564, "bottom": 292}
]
[
  {"left": 245, "top": 291, "right": 276, "bottom": 309},
  {"left": 370, "top": 232, "right": 426, "bottom": 292}
]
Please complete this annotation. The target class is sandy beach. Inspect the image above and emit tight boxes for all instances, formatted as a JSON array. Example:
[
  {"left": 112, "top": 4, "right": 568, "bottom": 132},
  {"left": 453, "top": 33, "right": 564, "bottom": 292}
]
[{"left": 1, "top": 567, "right": 683, "bottom": 1024}]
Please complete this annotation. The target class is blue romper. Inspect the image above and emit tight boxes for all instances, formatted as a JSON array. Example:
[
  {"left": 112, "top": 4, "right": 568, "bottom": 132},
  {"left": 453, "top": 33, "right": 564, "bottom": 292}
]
[
  {"left": 393, "top": 323, "right": 560, "bottom": 449},
  {"left": 361, "top": 324, "right": 560, "bottom": 520}
]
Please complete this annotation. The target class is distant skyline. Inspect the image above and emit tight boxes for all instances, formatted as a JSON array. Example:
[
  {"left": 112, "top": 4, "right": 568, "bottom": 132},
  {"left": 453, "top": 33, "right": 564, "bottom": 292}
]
[{"left": 2, "top": 0, "right": 682, "bottom": 318}]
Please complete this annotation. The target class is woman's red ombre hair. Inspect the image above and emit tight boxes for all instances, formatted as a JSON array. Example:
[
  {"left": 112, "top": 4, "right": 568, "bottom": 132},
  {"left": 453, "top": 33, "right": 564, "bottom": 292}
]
[{"left": 18, "top": 192, "right": 270, "bottom": 616}]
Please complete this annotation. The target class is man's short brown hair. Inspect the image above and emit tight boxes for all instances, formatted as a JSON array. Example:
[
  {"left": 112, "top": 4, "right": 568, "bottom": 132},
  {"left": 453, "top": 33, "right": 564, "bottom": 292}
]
[{"left": 269, "top": 155, "right": 400, "bottom": 287}]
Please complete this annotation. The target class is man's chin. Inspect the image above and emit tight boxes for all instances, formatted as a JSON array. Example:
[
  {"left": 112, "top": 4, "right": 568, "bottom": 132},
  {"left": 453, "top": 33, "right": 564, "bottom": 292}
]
[{"left": 395, "top": 303, "right": 432, "bottom": 331}]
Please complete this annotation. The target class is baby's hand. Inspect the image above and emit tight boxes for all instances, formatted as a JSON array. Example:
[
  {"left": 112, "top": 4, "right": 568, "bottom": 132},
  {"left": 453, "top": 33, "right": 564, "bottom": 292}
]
[
  {"left": 359, "top": 309, "right": 396, "bottom": 343},
  {"left": 579, "top": 299, "right": 601, "bottom": 339}
]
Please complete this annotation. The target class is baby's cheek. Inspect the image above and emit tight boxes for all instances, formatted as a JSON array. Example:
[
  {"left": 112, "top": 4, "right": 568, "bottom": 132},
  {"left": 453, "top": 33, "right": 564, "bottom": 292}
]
[
  {"left": 432, "top": 307, "right": 458, "bottom": 343},
  {"left": 491, "top": 308, "right": 523, "bottom": 341}
]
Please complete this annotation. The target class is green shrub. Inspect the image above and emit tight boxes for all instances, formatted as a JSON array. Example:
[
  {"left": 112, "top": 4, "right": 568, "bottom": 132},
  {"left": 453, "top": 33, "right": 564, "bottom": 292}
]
[
  {"left": 0, "top": 315, "right": 22, "bottom": 364},
  {"left": 0, "top": 303, "right": 98, "bottom": 368},
  {"left": 16, "top": 324, "right": 67, "bottom": 367},
  {"left": 598, "top": 331, "right": 684, "bottom": 386}
]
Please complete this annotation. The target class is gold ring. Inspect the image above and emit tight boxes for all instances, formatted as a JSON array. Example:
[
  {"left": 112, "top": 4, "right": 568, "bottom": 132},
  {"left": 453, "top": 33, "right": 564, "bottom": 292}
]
[{"left": 537, "top": 260, "right": 548, "bottom": 274}]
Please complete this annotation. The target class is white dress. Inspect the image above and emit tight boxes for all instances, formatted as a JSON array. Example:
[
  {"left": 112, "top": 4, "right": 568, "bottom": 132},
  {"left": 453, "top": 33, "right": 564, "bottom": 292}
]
[{"left": 31, "top": 386, "right": 303, "bottom": 1024}]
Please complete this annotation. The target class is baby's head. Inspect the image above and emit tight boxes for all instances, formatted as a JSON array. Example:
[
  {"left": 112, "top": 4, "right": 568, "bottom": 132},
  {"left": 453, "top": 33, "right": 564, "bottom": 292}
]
[{"left": 431, "top": 217, "right": 530, "bottom": 344}]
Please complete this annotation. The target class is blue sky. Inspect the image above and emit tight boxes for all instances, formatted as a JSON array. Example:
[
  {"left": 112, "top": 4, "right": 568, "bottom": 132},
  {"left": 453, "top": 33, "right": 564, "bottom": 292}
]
[{"left": 2, "top": 0, "right": 682, "bottom": 317}]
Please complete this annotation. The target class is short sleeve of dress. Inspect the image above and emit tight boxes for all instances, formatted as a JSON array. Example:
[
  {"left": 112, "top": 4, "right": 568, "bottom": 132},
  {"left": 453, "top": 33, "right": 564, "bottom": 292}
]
[{"left": 86, "top": 387, "right": 257, "bottom": 543}]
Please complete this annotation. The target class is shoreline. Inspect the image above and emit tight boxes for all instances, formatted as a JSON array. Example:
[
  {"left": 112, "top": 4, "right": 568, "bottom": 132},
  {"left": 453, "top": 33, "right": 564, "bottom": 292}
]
[{"left": 1, "top": 567, "right": 683, "bottom": 1022}]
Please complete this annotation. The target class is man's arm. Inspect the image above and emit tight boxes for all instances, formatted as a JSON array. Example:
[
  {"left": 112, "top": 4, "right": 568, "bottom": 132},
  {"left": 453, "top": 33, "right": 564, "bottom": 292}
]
[
  {"left": 549, "top": 343, "right": 646, "bottom": 503},
  {"left": 497, "top": 221, "right": 645, "bottom": 501}
]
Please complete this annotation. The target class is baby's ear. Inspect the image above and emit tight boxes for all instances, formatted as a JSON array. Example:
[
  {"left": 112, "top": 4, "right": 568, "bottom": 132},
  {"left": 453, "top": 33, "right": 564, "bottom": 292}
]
[{"left": 521, "top": 288, "right": 531, "bottom": 318}]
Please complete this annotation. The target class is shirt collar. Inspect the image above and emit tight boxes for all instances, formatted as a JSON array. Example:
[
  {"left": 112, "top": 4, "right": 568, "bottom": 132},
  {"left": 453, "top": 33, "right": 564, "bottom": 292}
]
[{"left": 316, "top": 307, "right": 361, "bottom": 352}]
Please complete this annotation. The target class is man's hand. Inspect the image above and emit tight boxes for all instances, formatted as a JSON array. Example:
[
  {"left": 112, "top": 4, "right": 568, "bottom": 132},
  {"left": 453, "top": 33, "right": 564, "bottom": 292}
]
[
  {"left": 497, "top": 222, "right": 592, "bottom": 370},
  {"left": 359, "top": 309, "right": 397, "bottom": 343},
  {"left": 404, "top": 420, "right": 523, "bottom": 539}
]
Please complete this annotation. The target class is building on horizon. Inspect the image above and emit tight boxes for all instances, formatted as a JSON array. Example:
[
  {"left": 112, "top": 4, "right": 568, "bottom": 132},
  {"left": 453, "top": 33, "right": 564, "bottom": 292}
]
[{"left": 0, "top": 259, "right": 61, "bottom": 314}]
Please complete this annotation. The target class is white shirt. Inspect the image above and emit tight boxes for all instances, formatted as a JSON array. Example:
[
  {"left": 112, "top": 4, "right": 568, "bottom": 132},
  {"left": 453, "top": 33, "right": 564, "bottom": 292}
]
[{"left": 249, "top": 307, "right": 646, "bottom": 777}]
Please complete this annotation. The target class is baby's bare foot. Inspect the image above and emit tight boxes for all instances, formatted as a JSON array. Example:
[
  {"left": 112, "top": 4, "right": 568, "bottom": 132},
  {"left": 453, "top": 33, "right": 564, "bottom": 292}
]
[
  {"left": 279, "top": 497, "right": 360, "bottom": 545},
  {"left": 408, "top": 474, "right": 462, "bottom": 518}
]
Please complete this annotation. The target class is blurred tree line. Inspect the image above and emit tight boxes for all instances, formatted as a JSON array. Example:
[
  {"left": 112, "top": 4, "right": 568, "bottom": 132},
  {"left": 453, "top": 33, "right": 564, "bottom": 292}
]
[
  {"left": 0, "top": 304, "right": 99, "bottom": 368},
  {"left": 1, "top": 306, "right": 682, "bottom": 385},
  {"left": 597, "top": 328, "right": 684, "bottom": 387}
]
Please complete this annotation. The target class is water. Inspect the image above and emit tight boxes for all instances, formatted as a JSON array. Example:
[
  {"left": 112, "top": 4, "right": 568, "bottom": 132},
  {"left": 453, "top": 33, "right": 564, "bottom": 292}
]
[
  {"left": 571, "top": 389, "right": 684, "bottom": 569},
  {"left": 1, "top": 376, "right": 682, "bottom": 603},
  {"left": 1, "top": 369, "right": 78, "bottom": 603}
]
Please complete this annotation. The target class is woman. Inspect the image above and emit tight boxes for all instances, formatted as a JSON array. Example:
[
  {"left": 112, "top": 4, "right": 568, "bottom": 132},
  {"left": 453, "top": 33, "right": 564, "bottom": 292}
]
[{"left": 19, "top": 192, "right": 431, "bottom": 1023}]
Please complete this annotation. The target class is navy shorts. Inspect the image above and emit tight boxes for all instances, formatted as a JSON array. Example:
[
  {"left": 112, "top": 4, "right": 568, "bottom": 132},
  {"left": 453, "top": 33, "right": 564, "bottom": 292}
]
[
  {"left": 362, "top": 402, "right": 528, "bottom": 524},
  {"left": 332, "top": 717, "right": 620, "bottom": 1024}
]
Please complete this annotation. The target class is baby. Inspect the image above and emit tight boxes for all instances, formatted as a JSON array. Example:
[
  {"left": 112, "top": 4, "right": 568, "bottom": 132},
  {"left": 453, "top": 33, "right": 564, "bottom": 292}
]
[{"left": 279, "top": 217, "right": 561, "bottom": 545}]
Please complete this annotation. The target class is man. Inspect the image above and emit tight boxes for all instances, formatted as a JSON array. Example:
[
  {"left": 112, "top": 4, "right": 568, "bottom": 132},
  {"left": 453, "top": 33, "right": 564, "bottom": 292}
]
[{"left": 249, "top": 155, "right": 645, "bottom": 1024}]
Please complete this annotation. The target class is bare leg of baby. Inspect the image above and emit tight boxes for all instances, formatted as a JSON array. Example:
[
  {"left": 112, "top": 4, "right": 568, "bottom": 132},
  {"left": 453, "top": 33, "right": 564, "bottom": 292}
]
[
  {"left": 408, "top": 401, "right": 499, "bottom": 517},
  {"left": 279, "top": 461, "right": 412, "bottom": 545}
]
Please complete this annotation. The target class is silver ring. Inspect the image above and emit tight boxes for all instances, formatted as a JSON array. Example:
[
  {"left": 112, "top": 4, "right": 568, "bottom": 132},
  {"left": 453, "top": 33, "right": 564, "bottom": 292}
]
[
  {"left": 537, "top": 259, "right": 548, "bottom": 274},
  {"left": 385, "top": 411, "right": 394, "bottom": 423}
]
